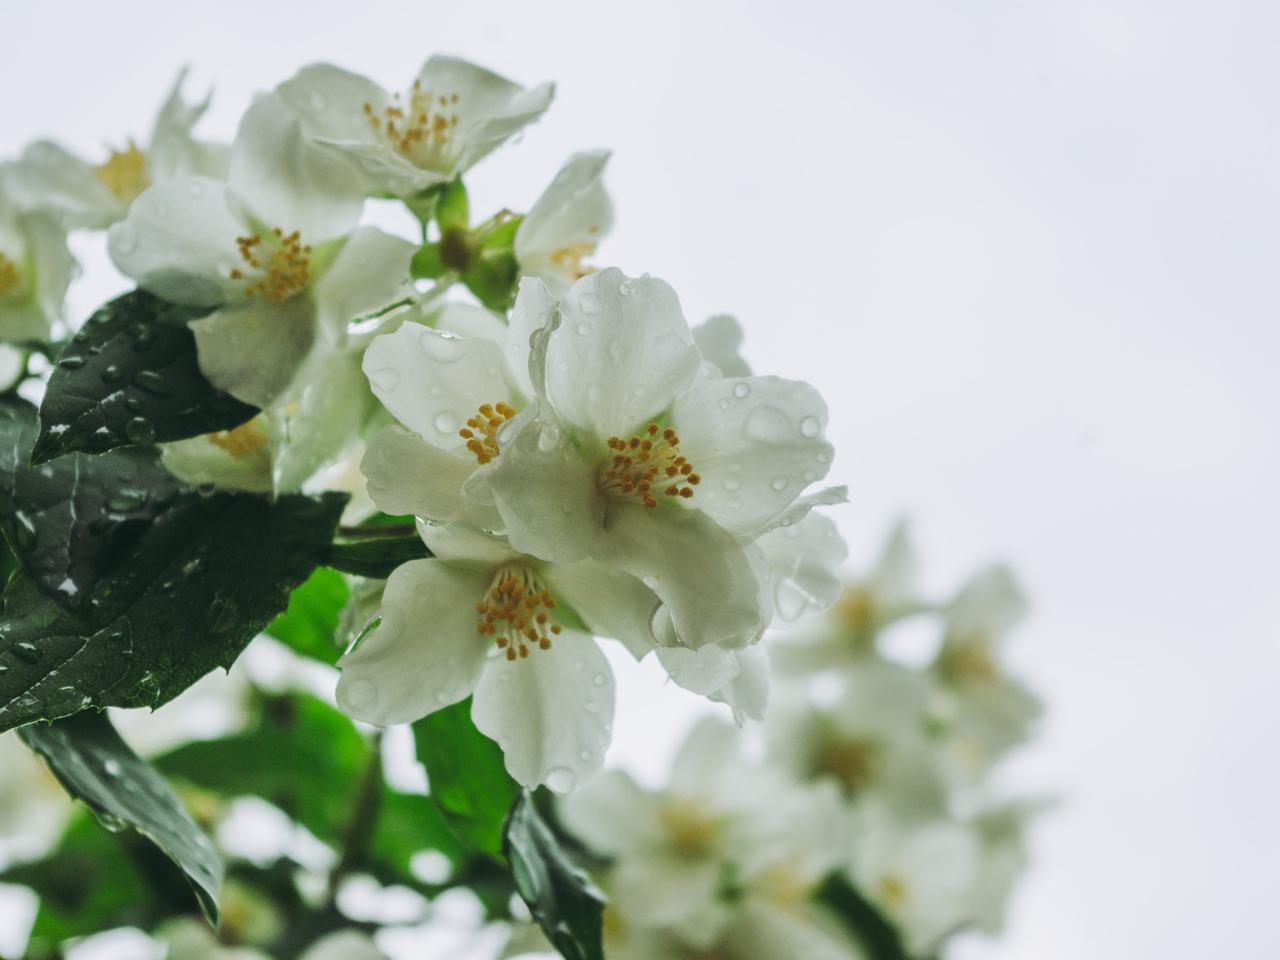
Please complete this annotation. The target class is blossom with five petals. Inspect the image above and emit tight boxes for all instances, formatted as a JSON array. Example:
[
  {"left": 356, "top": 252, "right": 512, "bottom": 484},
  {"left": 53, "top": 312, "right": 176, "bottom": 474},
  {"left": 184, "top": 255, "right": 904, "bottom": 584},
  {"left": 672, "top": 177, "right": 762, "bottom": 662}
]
[
  {"left": 514, "top": 150, "right": 612, "bottom": 294},
  {"left": 275, "top": 57, "right": 553, "bottom": 199}
]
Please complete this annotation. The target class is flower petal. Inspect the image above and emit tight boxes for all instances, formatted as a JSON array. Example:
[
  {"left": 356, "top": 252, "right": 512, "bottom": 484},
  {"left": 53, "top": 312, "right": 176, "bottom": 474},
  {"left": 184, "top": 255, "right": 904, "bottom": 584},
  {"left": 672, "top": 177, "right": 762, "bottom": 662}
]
[
  {"left": 483, "top": 420, "right": 604, "bottom": 564},
  {"left": 189, "top": 296, "right": 314, "bottom": 407},
  {"left": 709, "top": 647, "right": 770, "bottom": 724},
  {"left": 108, "top": 177, "right": 246, "bottom": 306},
  {"left": 598, "top": 503, "right": 770, "bottom": 650},
  {"left": 337, "top": 559, "right": 491, "bottom": 725},
  {"left": 416, "top": 522, "right": 519, "bottom": 567},
  {"left": 673, "top": 374, "right": 835, "bottom": 534},
  {"left": 160, "top": 421, "right": 273, "bottom": 494},
  {"left": 506, "top": 276, "right": 558, "bottom": 401},
  {"left": 415, "top": 56, "right": 555, "bottom": 173},
  {"left": 544, "top": 269, "right": 701, "bottom": 441},
  {"left": 5, "top": 141, "right": 122, "bottom": 228},
  {"left": 722, "top": 903, "right": 868, "bottom": 960},
  {"left": 361, "top": 425, "right": 475, "bottom": 523},
  {"left": 515, "top": 150, "right": 612, "bottom": 291},
  {"left": 312, "top": 226, "right": 414, "bottom": 343},
  {"left": 540, "top": 558, "right": 661, "bottom": 659},
  {"left": 268, "top": 345, "right": 370, "bottom": 493},
  {"left": 655, "top": 644, "right": 740, "bottom": 697},
  {"left": 472, "top": 630, "right": 614, "bottom": 791},
  {"left": 24, "top": 211, "right": 76, "bottom": 327},
  {"left": 758, "top": 511, "right": 849, "bottom": 622},
  {"left": 556, "top": 770, "right": 663, "bottom": 857},
  {"left": 362, "top": 321, "right": 511, "bottom": 451},
  {"left": 228, "top": 93, "right": 363, "bottom": 243},
  {"left": 275, "top": 63, "right": 391, "bottom": 146},
  {"left": 147, "top": 67, "right": 226, "bottom": 182}
]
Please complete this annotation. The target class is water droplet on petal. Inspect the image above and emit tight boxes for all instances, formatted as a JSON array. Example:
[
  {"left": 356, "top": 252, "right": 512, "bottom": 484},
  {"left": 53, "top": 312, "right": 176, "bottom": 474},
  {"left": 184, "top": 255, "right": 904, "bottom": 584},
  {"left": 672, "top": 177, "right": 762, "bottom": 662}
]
[
  {"left": 309, "top": 91, "right": 328, "bottom": 112},
  {"left": 771, "top": 476, "right": 789, "bottom": 492},
  {"left": 434, "top": 412, "right": 459, "bottom": 434},
  {"left": 545, "top": 768, "right": 578, "bottom": 794},
  {"left": 591, "top": 673, "right": 608, "bottom": 687},
  {"left": 186, "top": 181, "right": 205, "bottom": 199},
  {"left": 800, "top": 415, "right": 822, "bottom": 438},
  {"left": 420, "top": 331, "right": 465, "bottom": 363},
  {"left": 369, "top": 367, "right": 400, "bottom": 393},
  {"left": 723, "top": 477, "right": 741, "bottom": 492},
  {"left": 732, "top": 382, "right": 751, "bottom": 399},
  {"left": 745, "top": 405, "right": 791, "bottom": 443},
  {"left": 578, "top": 291, "right": 603, "bottom": 315}
]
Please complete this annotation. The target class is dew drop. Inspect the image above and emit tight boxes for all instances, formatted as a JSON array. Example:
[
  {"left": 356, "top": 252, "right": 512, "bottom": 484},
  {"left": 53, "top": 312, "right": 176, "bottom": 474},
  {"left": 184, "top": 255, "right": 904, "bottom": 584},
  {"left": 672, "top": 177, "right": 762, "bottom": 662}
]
[
  {"left": 124, "top": 397, "right": 143, "bottom": 413},
  {"left": 420, "top": 331, "right": 465, "bottom": 363},
  {"left": 343, "top": 678, "right": 378, "bottom": 713},
  {"left": 618, "top": 280, "right": 633, "bottom": 297},
  {"left": 745, "top": 405, "right": 791, "bottom": 443},
  {"left": 545, "top": 768, "right": 578, "bottom": 794},
  {"left": 134, "top": 370, "right": 170, "bottom": 396},
  {"left": 578, "top": 291, "right": 603, "bottom": 315},
  {"left": 100, "top": 365, "right": 124, "bottom": 383},
  {"left": 107, "top": 490, "right": 146, "bottom": 512},
  {"left": 369, "top": 367, "right": 400, "bottom": 392},
  {"left": 186, "top": 180, "right": 205, "bottom": 199},
  {"left": 73, "top": 331, "right": 91, "bottom": 343},
  {"left": 771, "top": 476, "right": 789, "bottom": 492},
  {"left": 732, "top": 382, "right": 751, "bottom": 399},
  {"left": 433, "top": 412, "right": 459, "bottom": 434},
  {"left": 10, "top": 512, "right": 37, "bottom": 551},
  {"left": 309, "top": 91, "right": 328, "bottom": 112},
  {"left": 203, "top": 597, "right": 240, "bottom": 636},
  {"left": 723, "top": 477, "right": 741, "bottom": 492},
  {"left": 575, "top": 322, "right": 590, "bottom": 336},
  {"left": 591, "top": 673, "right": 607, "bottom": 687},
  {"left": 57, "top": 356, "right": 86, "bottom": 371},
  {"left": 800, "top": 415, "right": 822, "bottom": 438},
  {"left": 12, "top": 642, "right": 40, "bottom": 665},
  {"left": 103, "top": 759, "right": 122, "bottom": 777},
  {"left": 124, "top": 417, "right": 157, "bottom": 444}
]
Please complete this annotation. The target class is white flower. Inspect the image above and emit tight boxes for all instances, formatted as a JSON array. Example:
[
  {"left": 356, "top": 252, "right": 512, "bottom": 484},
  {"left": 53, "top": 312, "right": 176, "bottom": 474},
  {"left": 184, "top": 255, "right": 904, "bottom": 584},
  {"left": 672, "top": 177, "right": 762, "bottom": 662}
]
[
  {"left": 161, "top": 341, "right": 374, "bottom": 496},
  {"left": 336, "top": 522, "right": 663, "bottom": 792},
  {"left": 930, "top": 565, "right": 1041, "bottom": 782},
  {"left": 0, "top": 732, "right": 71, "bottom": 866},
  {"left": 275, "top": 57, "right": 554, "bottom": 198},
  {"left": 514, "top": 151, "right": 612, "bottom": 294},
  {"left": 967, "top": 798, "right": 1050, "bottom": 935},
  {"left": 480, "top": 269, "right": 841, "bottom": 653},
  {"left": 765, "top": 655, "right": 946, "bottom": 815},
  {"left": 848, "top": 801, "right": 983, "bottom": 957},
  {"left": 6, "top": 69, "right": 227, "bottom": 229},
  {"left": 772, "top": 518, "right": 925, "bottom": 674},
  {"left": 560, "top": 719, "right": 861, "bottom": 959},
  {"left": 108, "top": 93, "right": 414, "bottom": 409},
  {"left": 358, "top": 293, "right": 552, "bottom": 530},
  {"left": 0, "top": 173, "right": 76, "bottom": 343}
]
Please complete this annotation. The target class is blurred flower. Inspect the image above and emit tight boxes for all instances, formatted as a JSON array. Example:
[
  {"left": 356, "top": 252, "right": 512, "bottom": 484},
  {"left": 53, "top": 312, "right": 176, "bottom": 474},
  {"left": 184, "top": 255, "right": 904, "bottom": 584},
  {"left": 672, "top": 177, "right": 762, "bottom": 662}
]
[
  {"left": 275, "top": 57, "right": 553, "bottom": 199},
  {"left": 0, "top": 173, "right": 75, "bottom": 343},
  {"left": 6, "top": 69, "right": 227, "bottom": 229},
  {"left": 0, "top": 732, "right": 71, "bottom": 865}
]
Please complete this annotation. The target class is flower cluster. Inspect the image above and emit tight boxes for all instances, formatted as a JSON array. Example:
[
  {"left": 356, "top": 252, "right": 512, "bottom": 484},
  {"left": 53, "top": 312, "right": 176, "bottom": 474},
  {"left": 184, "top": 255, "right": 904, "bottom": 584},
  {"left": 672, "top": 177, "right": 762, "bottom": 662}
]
[{"left": 527, "top": 521, "right": 1045, "bottom": 959}]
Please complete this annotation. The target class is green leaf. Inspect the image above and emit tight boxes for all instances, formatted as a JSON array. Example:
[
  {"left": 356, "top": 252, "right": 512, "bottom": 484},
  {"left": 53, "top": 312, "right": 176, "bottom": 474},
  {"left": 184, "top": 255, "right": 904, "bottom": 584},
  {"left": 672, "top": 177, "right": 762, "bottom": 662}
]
[
  {"left": 412, "top": 698, "right": 518, "bottom": 859},
  {"left": 19, "top": 711, "right": 223, "bottom": 925},
  {"left": 32, "top": 289, "right": 257, "bottom": 464},
  {"left": 464, "top": 249, "right": 520, "bottom": 312},
  {"left": 0, "top": 487, "right": 347, "bottom": 733},
  {"left": 325, "top": 532, "right": 431, "bottom": 579},
  {"left": 410, "top": 242, "right": 447, "bottom": 280},
  {"left": 0, "top": 398, "right": 184, "bottom": 608},
  {"left": 504, "top": 791, "right": 606, "bottom": 960},
  {"left": 436, "top": 179, "right": 470, "bottom": 233},
  {"left": 158, "top": 694, "right": 367, "bottom": 845},
  {"left": 266, "top": 568, "right": 350, "bottom": 665},
  {"left": 818, "top": 875, "right": 910, "bottom": 960}
]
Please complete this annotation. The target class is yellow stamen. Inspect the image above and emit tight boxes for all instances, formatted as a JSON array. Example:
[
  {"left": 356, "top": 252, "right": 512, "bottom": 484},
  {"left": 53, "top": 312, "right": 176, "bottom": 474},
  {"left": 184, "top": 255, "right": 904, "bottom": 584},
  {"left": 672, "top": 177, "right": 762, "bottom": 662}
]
[
  {"left": 232, "top": 228, "right": 312, "bottom": 302},
  {"left": 937, "top": 642, "right": 999, "bottom": 682},
  {"left": 93, "top": 142, "right": 149, "bottom": 202},
  {"left": 817, "top": 736, "right": 880, "bottom": 792},
  {"left": 459, "top": 400, "right": 517, "bottom": 465},
  {"left": 206, "top": 420, "right": 269, "bottom": 458},
  {"left": 599, "top": 423, "right": 700, "bottom": 508},
  {"left": 363, "top": 82, "right": 460, "bottom": 169},
  {"left": 475, "top": 565, "right": 562, "bottom": 661},
  {"left": 0, "top": 254, "right": 20, "bottom": 298},
  {"left": 548, "top": 240, "right": 598, "bottom": 280},
  {"left": 658, "top": 798, "right": 718, "bottom": 858},
  {"left": 878, "top": 874, "right": 909, "bottom": 913}
]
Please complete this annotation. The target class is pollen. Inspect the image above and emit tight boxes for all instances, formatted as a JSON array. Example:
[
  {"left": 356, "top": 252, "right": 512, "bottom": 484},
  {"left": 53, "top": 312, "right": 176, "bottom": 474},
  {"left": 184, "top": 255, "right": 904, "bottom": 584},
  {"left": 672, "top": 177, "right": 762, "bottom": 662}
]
[
  {"left": 459, "top": 401, "right": 517, "bottom": 465},
  {"left": 231, "top": 228, "right": 312, "bottom": 303},
  {"left": 818, "top": 736, "right": 880, "bottom": 792},
  {"left": 936, "top": 642, "right": 999, "bottom": 683},
  {"left": 0, "top": 254, "right": 20, "bottom": 298},
  {"left": 93, "top": 142, "right": 149, "bottom": 202},
  {"left": 878, "top": 873, "right": 909, "bottom": 912},
  {"left": 363, "top": 83, "right": 460, "bottom": 167},
  {"left": 659, "top": 798, "right": 718, "bottom": 858},
  {"left": 475, "top": 565, "right": 562, "bottom": 661},
  {"left": 206, "top": 419, "right": 269, "bottom": 458},
  {"left": 548, "top": 240, "right": 598, "bottom": 280},
  {"left": 599, "top": 423, "right": 700, "bottom": 508}
]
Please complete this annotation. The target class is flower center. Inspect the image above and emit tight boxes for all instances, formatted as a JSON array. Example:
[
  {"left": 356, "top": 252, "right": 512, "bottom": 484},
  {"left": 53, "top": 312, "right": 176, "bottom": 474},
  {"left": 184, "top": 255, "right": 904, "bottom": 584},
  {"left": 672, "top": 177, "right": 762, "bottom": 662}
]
[
  {"left": 659, "top": 798, "right": 718, "bottom": 858},
  {"left": 548, "top": 240, "right": 598, "bottom": 280},
  {"left": 599, "top": 423, "right": 700, "bottom": 508},
  {"left": 937, "top": 642, "right": 998, "bottom": 682},
  {"left": 817, "top": 736, "right": 880, "bottom": 792},
  {"left": 476, "top": 564, "right": 562, "bottom": 661},
  {"left": 459, "top": 401, "right": 517, "bottom": 465},
  {"left": 878, "top": 873, "right": 909, "bottom": 912},
  {"left": 363, "top": 83, "right": 460, "bottom": 170},
  {"left": 206, "top": 420, "right": 269, "bottom": 458},
  {"left": 0, "top": 254, "right": 20, "bottom": 299},
  {"left": 230, "top": 228, "right": 313, "bottom": 303},
  {"left": 93, "top": 142, "right": 149, "bottom": 203}
]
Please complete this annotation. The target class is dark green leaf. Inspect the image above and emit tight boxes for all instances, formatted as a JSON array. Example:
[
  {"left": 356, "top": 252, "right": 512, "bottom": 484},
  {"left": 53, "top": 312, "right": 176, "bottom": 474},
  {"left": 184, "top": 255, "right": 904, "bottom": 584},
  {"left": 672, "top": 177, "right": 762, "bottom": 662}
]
[
  {"left": 266, "top": 567, "right": 350, "bottom": 665},
  {"left": 0, "top": 397, "right": 183, "bottom": 609},
  {"left": 412, "top": 698, "right": 518, "bottom": 859},
  {"left": 19, "top": 711, "right": 222, "bottom": 924},
  {"left": 33, "top": 289, "right": 257, "bottom": 464},
  {"left": 158, "top": 694, "right": 367, "bottom": 844},
  {"left": 464, "top": 250, "right": 520, "bottom": 312},
  {"left": 0, "top": 489, "right": 347, "bottom": 733},
  {"left": 504, "top": 790, "right": 606, "bottom": 960},
  {"left": 325, "top": 533, "right": 431, "bottom": 579},
  {"left": 818, "top": 875, "right": 910, "bottom": 960}
]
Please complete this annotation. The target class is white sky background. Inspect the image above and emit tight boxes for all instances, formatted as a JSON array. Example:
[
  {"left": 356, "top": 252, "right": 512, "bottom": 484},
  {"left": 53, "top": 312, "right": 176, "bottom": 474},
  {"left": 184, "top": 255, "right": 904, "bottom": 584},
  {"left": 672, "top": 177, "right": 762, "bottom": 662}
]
[{"left": 3, "top": 1, "right": 1279, "bottom": 957}]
